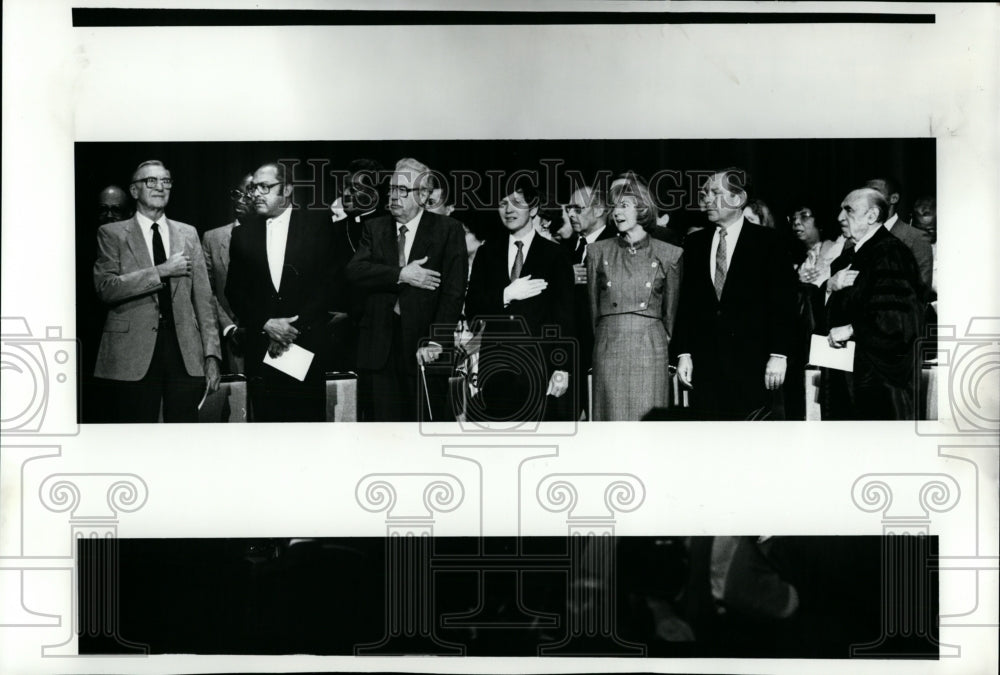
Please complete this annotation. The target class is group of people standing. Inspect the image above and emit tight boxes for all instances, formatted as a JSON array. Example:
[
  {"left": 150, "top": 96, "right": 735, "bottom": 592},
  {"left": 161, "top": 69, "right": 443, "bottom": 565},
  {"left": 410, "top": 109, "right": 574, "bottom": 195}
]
[{"left": 88, "top": 156, "right": 933, "bottom": 423}]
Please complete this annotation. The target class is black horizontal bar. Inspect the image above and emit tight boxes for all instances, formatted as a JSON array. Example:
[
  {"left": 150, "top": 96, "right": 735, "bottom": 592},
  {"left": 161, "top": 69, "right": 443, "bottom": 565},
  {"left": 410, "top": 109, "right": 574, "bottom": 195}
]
[{"left": 72, "top": 8, "right": 935, "bottom": 28}]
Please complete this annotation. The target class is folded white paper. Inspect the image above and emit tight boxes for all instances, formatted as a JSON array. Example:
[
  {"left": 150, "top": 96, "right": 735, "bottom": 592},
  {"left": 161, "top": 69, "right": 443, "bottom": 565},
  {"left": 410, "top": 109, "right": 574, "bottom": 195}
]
[
  {"left": 263, "top": 343, "right": 314, "bottom": 381},
  {"left": 808, "top": 334, "right": 855, "bottom": 372}
]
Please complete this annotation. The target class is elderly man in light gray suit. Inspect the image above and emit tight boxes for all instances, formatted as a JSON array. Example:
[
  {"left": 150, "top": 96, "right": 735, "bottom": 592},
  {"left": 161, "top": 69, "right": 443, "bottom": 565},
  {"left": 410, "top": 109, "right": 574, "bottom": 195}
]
[{"left": 93, "top": 159, "right": 221, "bottom": 422}]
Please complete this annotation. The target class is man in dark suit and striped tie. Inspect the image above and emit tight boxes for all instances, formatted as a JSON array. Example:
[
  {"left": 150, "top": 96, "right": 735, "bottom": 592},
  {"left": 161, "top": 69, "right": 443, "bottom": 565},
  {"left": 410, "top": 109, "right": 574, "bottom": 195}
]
[
  {"left": 673, "top": 168, "right": 797, "bottom": 420},
  {"left": 345, "top": 157, "right": 467, "bottom": 422}
]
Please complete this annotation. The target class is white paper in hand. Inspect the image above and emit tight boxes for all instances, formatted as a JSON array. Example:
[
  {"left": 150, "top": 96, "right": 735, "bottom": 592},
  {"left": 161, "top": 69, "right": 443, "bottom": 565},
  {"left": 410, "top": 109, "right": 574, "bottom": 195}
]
[
  {"left": 808, "top": 334, "right": 855, "bottom": 372},
  {"left": 263, "top": 343, "right": 314, "bottom": 381}
]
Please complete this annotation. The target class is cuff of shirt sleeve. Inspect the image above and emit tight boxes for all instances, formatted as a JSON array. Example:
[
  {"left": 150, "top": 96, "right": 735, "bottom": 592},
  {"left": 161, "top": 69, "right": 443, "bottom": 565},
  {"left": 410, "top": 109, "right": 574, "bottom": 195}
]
[
  {"left": 223, "top": 324, "right": 237, "bottom": 337},
  {"left": 769, "top": 354, "right": 787, "bottom": 359}
]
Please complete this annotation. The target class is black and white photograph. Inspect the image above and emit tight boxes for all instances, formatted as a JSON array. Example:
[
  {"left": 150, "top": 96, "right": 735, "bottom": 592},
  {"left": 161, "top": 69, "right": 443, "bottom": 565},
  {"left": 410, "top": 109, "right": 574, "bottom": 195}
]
[
  {"left": 76, "top": 138, "right": 938, "bottom": 425},
  {"left": 1, "top": 2, "right": 998, "bottom": 675}
]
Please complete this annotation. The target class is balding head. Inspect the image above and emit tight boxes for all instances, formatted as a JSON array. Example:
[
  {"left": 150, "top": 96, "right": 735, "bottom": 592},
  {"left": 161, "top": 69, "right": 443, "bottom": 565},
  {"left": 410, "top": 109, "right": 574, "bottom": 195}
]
[
  {"left": 98, "top": 185, "right": 133, "bottom": 225},
  {"left": 838, "top": 188, "right": 886, "bottom": 241}
]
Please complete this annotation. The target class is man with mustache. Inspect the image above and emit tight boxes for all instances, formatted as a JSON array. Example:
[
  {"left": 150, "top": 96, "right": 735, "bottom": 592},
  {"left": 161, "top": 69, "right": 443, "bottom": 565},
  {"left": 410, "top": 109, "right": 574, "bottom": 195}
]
[{"left": 226, "top": 161, "right": 349, "bottom": 422}]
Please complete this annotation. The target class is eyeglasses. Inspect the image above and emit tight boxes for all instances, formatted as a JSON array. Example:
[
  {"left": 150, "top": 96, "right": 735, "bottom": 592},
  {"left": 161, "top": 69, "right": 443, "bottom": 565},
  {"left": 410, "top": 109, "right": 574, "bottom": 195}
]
[
  {"left": 247, "top": 181, "right": 283, "bottom": 196},
  {"left": 565, "top": 204, "right": 588, "bottom": 214},
  {"left": 388, "top": 185, "right": 423, "bottom": 198},
  {"left": 132, "top": 177, "right": 173, "bottom": 189},
  {"left": 230, "top": 188, "right": 250, "bottom": 200}
]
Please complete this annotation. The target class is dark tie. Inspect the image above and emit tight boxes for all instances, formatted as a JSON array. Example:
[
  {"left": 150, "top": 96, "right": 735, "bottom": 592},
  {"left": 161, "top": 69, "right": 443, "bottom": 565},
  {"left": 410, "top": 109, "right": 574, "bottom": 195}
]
[
  {"left": 575, "top": 236, "right": 587, "bottom": 264},
  {"left": 510, "top": 240, "right": 524, "bottom": 282},
  {"left": 151, "top": 222, "right": 173, "bottom": 324},
  {"left": 397, "top": 225, "right": 409, "bottom": 266},
  {"left": 394, "top": 225, "right": 408, "bottom": 315},
  {"left": 713, "top": 226, "right": 727, "bottom": 300}
]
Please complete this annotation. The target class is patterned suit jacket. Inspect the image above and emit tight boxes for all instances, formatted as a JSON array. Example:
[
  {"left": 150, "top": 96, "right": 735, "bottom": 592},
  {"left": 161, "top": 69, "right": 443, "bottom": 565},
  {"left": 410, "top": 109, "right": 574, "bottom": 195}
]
[{"left": 93, "top": 216, "right": 220, "bottom": 381}]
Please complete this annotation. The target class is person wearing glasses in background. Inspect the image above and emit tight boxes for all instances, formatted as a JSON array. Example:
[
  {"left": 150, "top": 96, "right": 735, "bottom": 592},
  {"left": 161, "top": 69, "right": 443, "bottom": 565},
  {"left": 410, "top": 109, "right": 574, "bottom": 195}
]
[
  {"left": 226, "top": 161, "right": 349, "bottom": 422},
  {"left": 201, "top": 173, "right": 253, "bottom": 374},
  {"left": 346, "top": 157, "right": 467, "bottom": 422},
  {"left": 93, "top": 160, "right": 221, "bottom": 422}
]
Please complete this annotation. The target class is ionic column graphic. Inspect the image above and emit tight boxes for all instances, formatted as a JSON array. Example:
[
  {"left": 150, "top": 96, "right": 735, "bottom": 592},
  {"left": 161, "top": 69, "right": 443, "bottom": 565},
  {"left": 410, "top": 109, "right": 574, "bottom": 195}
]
[
  {"left": 936, "top": 446, "right": 1000, "bottom": 630},
  {"left": 354, "top": 473, "right": 464, "bottom": 655},
  {"left": 439, "top": 446, "right": 559, "bottom": 631},
  {"left": 850, "top": 473, "right": 960, "bottom": 657},
  {"left": 0, "top": 445, "right": 62, "bottom": 627},
  {"left": 536, "top": 473, "right": 646, "bottom": 656},
  {"left": 38, "top": 473, "right": 148, "bottom": 656}
]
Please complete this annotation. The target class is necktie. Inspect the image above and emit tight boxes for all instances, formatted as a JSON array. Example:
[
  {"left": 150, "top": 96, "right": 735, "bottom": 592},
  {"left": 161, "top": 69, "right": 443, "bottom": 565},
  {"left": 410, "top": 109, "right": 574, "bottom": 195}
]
[
  {"left": 394, "top": 225, "right": 408, "bottom": 315},
  {"left": 713, "top": 226, "right": 727, "bottom": 300},
  {"left": 151, "top": 222, "right": 174, "bottom": 324},
  {"left": 575, "top": 236, "right": 587, "bottom": 264},
  {"left": 397, "top": 225, "right": 409, "bottom": 266},
  {"left": 510, "top": 240, "right": 524, "bottom": 282}
]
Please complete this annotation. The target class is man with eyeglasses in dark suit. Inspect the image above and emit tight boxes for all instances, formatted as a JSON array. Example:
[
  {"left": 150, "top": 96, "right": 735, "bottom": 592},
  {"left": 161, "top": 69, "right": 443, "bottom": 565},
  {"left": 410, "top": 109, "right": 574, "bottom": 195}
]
[
  {"left": 93, "top": 159, "right": 221, "bottom": 422},
  {"left": 346, "top": 157, "right": 467, "bottom": 422},
  {"left": 226, "top": 161, "right": 349, "bottom": 422}
]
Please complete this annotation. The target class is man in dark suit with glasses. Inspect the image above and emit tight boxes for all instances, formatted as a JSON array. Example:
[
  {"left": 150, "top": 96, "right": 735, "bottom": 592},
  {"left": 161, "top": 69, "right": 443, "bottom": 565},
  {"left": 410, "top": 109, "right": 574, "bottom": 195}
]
[
  {"left": 345, "top": 157, "right": 467, "bottom": 422},
  {"left": 226, "top": 161, "right": 349, "bottom": 422}
]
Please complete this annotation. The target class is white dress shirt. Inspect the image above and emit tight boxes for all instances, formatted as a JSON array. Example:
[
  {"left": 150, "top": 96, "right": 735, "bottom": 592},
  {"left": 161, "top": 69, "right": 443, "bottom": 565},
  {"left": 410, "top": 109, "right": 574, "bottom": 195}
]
[
  {"left": 266, "top": 206, "right": 292, "bottom": 291},
  {"left": 507, "top": 225, "right": 537, "bottom": 277},
  {"left": 708, "top": 215, "right": 744, "bottom": 280},
  {"left": 396, "top": 210, "right": 423, "bottom": 265},
  {"left": 136, "top": 211, "right": 169, "bottom": 262}
]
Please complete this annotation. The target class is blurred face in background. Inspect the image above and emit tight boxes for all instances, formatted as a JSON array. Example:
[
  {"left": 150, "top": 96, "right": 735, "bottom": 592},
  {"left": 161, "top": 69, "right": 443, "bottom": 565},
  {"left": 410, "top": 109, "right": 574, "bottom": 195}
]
[
  {"left": 98, "top": 186, "right": 132, "bottom": 225},
  {"left": 790, "top": 208, "right": 821, "bottom": 246},
  {"left": 231, "top": 174, "right": 253, "bottom": 219},
  {"left": 912, "top": 197, "right": 937, "bottom": 243},
  {"left": 463, "top": 224, "right": 484, "bottom": 258},
  {"left": 566, "top": 187, "right": 606, "bottom": 236},
  {"left": 342, "top": 171, "right": 381, "bottom": 217}
]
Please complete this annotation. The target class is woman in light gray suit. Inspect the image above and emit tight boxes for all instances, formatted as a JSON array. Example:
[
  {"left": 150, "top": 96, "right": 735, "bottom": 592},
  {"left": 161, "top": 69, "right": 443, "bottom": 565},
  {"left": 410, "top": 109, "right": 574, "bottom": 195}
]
[{"left": 586, "top": 176, "right": 683, "bottom": 421}]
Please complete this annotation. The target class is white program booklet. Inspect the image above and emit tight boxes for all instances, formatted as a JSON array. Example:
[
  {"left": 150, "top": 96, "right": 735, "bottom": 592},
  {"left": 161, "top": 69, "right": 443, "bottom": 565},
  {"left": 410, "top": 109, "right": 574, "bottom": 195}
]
[
  {"left": 808, "top": 334, "right": 855, "bottom": 372},
  {"left": 263, "top": 343, "right": 315, "bottom": 381}
]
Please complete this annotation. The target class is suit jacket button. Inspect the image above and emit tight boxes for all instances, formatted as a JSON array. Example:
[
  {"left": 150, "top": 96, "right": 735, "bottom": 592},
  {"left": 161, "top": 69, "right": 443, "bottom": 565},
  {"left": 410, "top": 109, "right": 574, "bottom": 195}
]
[
  {"left": 612, "top": 302, "right": 618, "bottom": 308},
  {"left": 152, "top": 326, "right": 158, "bottom": 332},
  {"left": 645, "top": 282, "right": 651, "bottom": 288},
  {"left": 606, "top": 282, "right": 612, "bottom": 287},
  {"left": 639, "top": 302, "right": 646, "bottom": 308}
]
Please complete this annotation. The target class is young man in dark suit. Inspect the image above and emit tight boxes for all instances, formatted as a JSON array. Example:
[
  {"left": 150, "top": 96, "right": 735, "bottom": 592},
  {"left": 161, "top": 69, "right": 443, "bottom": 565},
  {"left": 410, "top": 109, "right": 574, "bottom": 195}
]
[
  {"left": 464, "top": 176, "right": 575, "bottom": 423},
  {"left": 226, "top": 162, "right": 349, "bottom": 422},
  {"left": 345, "top": 157, "right": 467, "bottom": 422},
  {"left": 673, "top": 168, "right": 797, "bottom": 420}
]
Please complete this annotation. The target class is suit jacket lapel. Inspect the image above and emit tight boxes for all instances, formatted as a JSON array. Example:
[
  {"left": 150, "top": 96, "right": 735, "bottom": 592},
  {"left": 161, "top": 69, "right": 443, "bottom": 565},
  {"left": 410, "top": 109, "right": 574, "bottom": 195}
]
[
  {"left": 167, "top": 219, "right": 184, "bottom": 297},
  {"left": 723, "top": 224, "right": 752, "bottom": 298},
  {"left": 126, "top": 217, "right": 154, "bottom": 270},
  {"left": 408, "top": 211, "right": 434, "bottom": 264}
]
